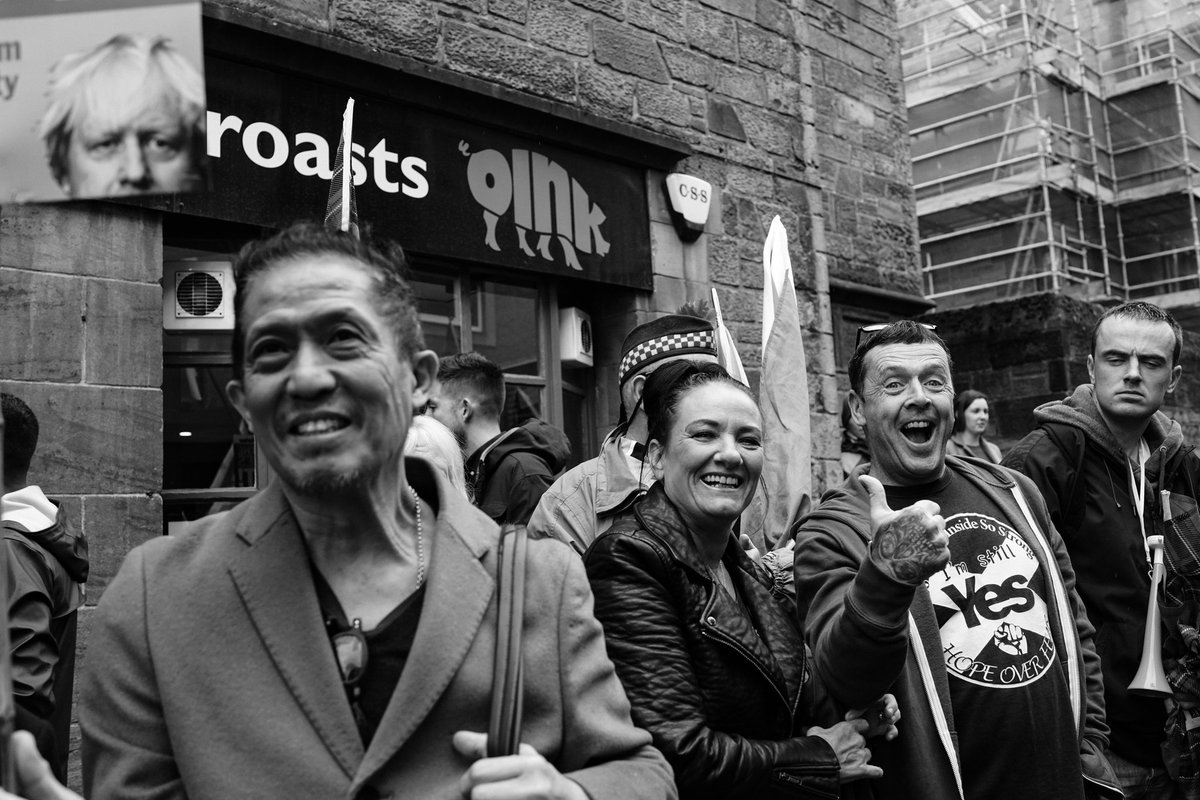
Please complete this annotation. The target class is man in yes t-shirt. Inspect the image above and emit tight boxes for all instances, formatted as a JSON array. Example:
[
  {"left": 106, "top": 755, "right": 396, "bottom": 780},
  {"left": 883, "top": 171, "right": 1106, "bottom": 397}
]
[
  {"left": 887, "top": 475, "right": 1082, "bottom": 798},
  {"left": 794, "top": 320, "right": 1120, "bottom": 800}
]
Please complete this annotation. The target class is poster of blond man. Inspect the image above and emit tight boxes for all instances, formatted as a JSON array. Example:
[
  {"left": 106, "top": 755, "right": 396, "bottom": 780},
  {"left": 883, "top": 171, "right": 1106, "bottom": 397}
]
[{"left": 0, "top": 0, "right": 203, "bottom": 203}]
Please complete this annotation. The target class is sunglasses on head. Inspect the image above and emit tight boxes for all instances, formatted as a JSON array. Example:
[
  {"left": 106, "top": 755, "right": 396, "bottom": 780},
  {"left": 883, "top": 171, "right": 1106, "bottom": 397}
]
[{"left": 854, "top": 321, "right": 937, "bottom": 350}]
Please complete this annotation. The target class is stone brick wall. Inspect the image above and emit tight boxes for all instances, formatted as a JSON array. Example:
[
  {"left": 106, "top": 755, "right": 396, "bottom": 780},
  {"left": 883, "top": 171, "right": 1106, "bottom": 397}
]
[
  {"left": 0, "top": 203, "right": 164, "bottom": 788},
  {"left": 210, "top": 0, "right": 919, "bottom": 493}
]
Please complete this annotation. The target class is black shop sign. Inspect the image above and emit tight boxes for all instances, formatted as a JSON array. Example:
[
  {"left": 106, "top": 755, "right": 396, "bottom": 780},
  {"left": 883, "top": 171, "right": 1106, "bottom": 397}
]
[{"left": 178, "top": 53, "right": 653, "bottom": 289}]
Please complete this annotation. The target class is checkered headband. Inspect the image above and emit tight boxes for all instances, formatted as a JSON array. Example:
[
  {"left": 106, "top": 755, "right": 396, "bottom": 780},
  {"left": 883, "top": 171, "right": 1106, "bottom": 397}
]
[{"left": 618, "top": 316, "right": 717, "bottom": 385}]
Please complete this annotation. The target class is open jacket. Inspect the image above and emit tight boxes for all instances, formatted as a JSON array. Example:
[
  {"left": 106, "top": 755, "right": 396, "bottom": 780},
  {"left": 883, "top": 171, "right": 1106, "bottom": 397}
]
[
  {"left": 585, "top": 483, "right": 849, "bottom": 800},
  {"left": 1004, "top": 383, "right": 1200, "bottom": 767},
  {"left": 467, "top": 418, "right": 571, "bottom": 525},
  {"left": 528, "top": 430, "right": 650, "bottom": 554},
  {"left": 794, "top": 457, "right": 1119, "bottom": 800},
  {"left": 2, "top": 487, "right": 88, "bottom": 781},
  {"left": 82, "top": 458, "right": 674, "bottom": 800}
]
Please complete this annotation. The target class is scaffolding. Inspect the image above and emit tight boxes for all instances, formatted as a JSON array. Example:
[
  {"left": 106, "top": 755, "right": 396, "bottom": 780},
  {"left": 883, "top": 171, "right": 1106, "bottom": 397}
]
[{"left": 900, "top": 0, "right": 1200, "bottom": 320}]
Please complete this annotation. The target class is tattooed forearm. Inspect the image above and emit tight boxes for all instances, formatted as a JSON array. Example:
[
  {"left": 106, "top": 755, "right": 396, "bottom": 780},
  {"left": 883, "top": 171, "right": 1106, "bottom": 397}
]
[{"left": 871, "top": 510, "right": 948, "bottom": 584}]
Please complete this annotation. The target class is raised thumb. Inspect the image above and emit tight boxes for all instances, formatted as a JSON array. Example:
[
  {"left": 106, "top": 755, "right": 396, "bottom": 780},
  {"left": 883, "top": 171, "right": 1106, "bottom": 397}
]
[{"left": 858, "top": 474, "right": 891, "bottom": 516}]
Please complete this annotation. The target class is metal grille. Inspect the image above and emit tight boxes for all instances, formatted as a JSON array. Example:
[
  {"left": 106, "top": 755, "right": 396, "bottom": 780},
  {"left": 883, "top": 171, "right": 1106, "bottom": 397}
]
[{"left": 176, "top": 272, "right": 224, "bottom": 317}]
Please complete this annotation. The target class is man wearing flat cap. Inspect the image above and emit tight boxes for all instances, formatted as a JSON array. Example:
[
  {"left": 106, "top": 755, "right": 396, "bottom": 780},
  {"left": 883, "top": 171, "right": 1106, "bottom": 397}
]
[{"left": 528, "top": 314, "right": 718, "bottom": 554}]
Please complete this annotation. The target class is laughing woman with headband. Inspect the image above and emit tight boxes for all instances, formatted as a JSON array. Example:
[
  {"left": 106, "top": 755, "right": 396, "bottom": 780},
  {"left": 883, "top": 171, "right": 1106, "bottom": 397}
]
[{"left": 584, "top": 360, "right": 897, "bottom": 800}]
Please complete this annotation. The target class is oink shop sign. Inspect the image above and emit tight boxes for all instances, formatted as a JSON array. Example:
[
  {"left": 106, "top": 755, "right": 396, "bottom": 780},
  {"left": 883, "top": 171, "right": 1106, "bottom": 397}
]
[{"left": 179, "top": 54, "right": 653, "bottom": 289}]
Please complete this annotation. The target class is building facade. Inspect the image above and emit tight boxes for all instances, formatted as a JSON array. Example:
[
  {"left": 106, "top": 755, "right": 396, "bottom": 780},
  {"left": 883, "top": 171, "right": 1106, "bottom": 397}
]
[
  {"left": 902, "top": 0, "right": 1200, "bottom": 316},
  {"left": 1, "top": 0, "right": 920, "bottom": 784},
  {"left": 901, "top": 0, "right": 1200, "bottom": 447}
]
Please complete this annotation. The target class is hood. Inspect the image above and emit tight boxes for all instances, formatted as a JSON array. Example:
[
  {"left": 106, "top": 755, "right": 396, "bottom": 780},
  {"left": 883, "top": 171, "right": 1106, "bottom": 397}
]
[
  {"left": 477, "top": 419, "right": 572, "bottom": 478},
  {"left": 2, "top": 486, "right": 89, "bottom": 583},
  {"left": 1034, "top": 384, "right": 1185, "bottom": 468}
]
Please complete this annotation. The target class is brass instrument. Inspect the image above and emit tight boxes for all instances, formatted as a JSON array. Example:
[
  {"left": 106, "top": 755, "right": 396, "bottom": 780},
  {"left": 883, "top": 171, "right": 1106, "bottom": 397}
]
[{"left": 1128, "top": 489, "right": 1172, "bottom": 698}]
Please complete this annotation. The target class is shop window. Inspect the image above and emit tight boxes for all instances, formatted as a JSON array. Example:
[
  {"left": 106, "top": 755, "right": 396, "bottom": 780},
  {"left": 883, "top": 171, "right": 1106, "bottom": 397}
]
[
  {"left": 561, "top": 365, "right": 594, "bottom": 471},
  {"left": 162, "top": 330, "right": 264, "bottom": 532},
  {"left": 412, "top": 269, "right": 593, "bottom": 463},
  {"left": 414, "top": 273, "right": 465, "bottom": 355},
  {"left": 162, "top": 358, "right": 252, "bottom": 490},
  {"left": 470, "top": 281, "right": 539, "bottom": 375}
]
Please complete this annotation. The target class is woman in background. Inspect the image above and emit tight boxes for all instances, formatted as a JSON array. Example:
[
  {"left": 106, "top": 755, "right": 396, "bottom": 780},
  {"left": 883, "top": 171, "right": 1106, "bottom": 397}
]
[{"left": 947, "top": 389, "right": 1003, "bottom": 463}]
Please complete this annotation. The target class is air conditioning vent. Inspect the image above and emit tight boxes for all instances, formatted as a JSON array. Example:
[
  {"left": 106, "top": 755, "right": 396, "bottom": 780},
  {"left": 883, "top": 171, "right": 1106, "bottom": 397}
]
[
  {"left": 164, "top": 262, "right": 235, "bottom": 331},
  {"left": 176, "top": 271, "right": 224, "bottom": 316},
  {"left": 559, "top": 307, "right": 594, "bottom": 367}
]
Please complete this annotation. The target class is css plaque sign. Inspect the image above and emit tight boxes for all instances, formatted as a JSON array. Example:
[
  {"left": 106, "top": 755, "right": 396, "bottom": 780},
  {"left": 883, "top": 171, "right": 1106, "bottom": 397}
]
[{"left": 0, "top": 0, "right": 204, "bottom": 203}]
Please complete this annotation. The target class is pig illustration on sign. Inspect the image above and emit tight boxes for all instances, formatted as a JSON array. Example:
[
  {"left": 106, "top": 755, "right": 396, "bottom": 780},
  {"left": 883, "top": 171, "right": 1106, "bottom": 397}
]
[{"left": 462, "top": 143, "right": 609, "bottom": 271}]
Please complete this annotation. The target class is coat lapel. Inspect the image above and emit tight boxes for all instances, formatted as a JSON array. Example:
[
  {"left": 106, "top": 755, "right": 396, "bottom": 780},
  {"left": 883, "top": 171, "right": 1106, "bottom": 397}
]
[
  {"left": 226, "top": 484, "right": 364, "bottom": 779},
  {"left": 352, "top": 480, "right": 497, "bottom": 790}
]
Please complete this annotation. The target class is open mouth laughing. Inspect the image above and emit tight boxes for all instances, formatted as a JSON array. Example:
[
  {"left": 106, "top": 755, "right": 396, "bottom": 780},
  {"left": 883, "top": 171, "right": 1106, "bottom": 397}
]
[{"left": 900, "top": 420, "right": 936, "bottom": 444}]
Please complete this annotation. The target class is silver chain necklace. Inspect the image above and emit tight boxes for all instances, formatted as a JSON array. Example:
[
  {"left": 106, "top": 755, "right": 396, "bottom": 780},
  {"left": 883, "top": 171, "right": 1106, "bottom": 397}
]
[{"left": 407, "top": 485, "right": 424, "bottom": 587}]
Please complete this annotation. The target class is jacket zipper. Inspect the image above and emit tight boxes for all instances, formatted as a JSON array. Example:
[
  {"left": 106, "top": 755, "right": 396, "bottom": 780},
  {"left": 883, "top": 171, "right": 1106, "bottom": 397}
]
[
  {"left": 700, "top": 622, "right": 794, "bottom": 725},
  {"left": 700, "top": 624, "right": 840, "bottom": 781}
]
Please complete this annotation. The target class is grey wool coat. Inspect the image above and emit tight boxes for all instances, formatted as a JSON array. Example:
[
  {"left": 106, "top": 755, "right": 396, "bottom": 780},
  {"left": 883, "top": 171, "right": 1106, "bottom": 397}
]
[{"left": 81, "top": 457, "right": 675, "bottom": 800}]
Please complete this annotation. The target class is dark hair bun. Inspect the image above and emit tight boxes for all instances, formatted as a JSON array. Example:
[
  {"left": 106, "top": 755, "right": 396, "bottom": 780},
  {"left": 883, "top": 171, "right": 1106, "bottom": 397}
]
[{"left": 642, "top": 360, "right": 735, "bottom": 445}]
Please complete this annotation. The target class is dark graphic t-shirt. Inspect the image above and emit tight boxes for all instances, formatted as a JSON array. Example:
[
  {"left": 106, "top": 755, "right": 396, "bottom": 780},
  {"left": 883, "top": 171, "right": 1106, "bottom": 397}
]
[{"left": 886, "top": 470, "right": 1084, "bottom": 800}]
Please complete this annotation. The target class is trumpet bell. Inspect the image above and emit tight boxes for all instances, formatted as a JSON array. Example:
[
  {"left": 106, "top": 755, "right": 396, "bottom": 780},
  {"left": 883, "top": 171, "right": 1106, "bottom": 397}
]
[
  {"left": 1128, "top": 655, "right": 1172, "bottom": 698},
  {"left": 1129, "top": 534, "right": 1172, "bottom": 698}
]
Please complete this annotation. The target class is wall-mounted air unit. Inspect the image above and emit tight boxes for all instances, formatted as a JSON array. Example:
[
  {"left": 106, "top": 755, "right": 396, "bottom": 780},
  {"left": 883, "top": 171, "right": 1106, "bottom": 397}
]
[
  {"left": 559, "top": 307, "right": 593, "bottom": 367},
  {"left": 163, "top": 262, "right": 235, "bottom": 331}
]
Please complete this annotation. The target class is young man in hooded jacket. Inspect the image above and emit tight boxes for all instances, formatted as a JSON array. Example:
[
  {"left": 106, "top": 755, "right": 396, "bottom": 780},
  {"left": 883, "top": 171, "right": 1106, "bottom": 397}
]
[
  {"left": 1005, "top": 301, "right": 1200, "bottom": 799},
  {"left": 425, "top": 352, "right": 570, "bottom": 525},
  {"left": 2, "top": 393, "right": 89, "bottom": 782}
]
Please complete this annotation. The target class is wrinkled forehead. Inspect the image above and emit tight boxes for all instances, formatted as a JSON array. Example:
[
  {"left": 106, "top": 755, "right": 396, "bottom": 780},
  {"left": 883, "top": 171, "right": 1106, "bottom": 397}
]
[
  {"left": 238, "top": 255, "right": 386, "bottom": 330},
  {"left": 69, "top": 60, "right": 182, "bottom": 134},
  {"left": 863, "top": 342, "right": 952, "bottom": 380}
]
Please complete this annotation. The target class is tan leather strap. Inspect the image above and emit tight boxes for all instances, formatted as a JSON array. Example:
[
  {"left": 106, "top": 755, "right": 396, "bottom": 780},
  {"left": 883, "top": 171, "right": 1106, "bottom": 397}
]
[{"left": 487, "top": 523, "right": 527, "bottom": 757}]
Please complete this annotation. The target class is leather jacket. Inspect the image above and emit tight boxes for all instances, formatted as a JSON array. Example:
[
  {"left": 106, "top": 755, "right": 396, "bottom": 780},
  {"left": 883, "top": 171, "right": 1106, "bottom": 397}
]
[{"left": 585, "top": 483, "right": 845, "bottom": 800}]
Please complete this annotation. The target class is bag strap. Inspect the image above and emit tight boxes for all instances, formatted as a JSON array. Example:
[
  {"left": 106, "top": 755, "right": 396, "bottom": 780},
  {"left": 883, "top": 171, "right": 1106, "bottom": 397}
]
[
  {"left": 487, "top": 523, "right": 528, "bottom": 757},
  {"left": 1043, "top": 423, "right": 1087, "bottom": 536}
]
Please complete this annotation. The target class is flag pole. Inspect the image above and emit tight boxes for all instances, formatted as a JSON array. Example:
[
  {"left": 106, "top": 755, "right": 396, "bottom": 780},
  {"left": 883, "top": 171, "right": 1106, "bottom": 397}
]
[
  {"left": 711, "top": 288, "right": 749, "bottom": 387},
  {"left": 324, "top": 98, "right": 360, "bottom": 240},
  {"left": 340, "top": 99, "right": 354, "bottom": 234}
]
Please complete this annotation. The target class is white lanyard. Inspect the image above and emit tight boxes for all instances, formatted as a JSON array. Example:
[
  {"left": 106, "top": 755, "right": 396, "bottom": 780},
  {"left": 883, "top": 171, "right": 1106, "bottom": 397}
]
[{"left": 1127, "top": 439, "right": 1150, "bottom": 565}]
